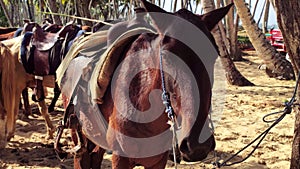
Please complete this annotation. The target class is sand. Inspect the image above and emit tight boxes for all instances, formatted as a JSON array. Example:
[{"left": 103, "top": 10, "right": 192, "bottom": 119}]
[{"left": 0, "top": 50, "right": 296, "bottom": 169}]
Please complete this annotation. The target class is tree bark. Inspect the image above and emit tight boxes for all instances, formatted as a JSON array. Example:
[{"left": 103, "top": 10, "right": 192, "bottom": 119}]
[
  {"left": 26, "top": 0, "right": 33, "bottom": 21},
  {"left": 0, "top": 0, "right": 13, "bottom": 27},
  {"left": 201, "top": 0, "right": 254, "bottom": 86},
  {"left": 76, "top": 0, "right": 92, "bottom": 26},
  {"left": 30, "top": 0, "right": 34, "bottom": 21},
  {"left": 252, "top": 0, "right": 259, "bottom": 17},
  {"left": 262, "top": 0, "right": 270, "bottom": 33},
  {"left": 47, "top": 0, "right": 62, "bottom": 25},
  {"left": 9, "top": 1, "right": 14, "bottom": 26},
  {"left": 273, "top": 1, "right": 300, "bottom": 168},
  {"left": 225, "top": 0, "right": 243, "bottom": 61},
  {"left": 234, "top": 0, "right": 294, "bottom": 80},
  {"left": 173, "top": 0, "right": 178, "bottom": 12}
]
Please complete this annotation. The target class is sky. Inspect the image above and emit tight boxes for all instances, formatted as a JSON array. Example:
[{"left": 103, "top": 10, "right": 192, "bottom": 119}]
[
  {"left": 163, "top": 0, "right": 277, "bottom": 27},
  {"left": 250, "top": 0, "right": 277, "bottom": 27}
]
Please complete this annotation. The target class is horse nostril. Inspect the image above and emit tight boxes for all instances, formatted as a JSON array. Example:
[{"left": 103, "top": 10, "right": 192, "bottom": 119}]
[{"left": 179, "top": 138, "right": 190, "bottom": 154}]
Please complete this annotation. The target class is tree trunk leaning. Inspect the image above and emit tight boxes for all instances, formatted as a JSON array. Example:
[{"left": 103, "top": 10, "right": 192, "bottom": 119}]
[
  {"left": 76, "top": 0, "right": 92, "bottom": 26},
  {"left": 201, "top": 0, "right": 254, "bottom": 86},
  {"left": 262, "top": 0, "right": 270, "bottom": 33},
  {"left": 234, "top": 0, "right": 294, "bottom": 80},
  {"left": 0, "top": 0, "right": 13, "bottom": 27},
  {"left": 47, "top": 0, "right": 62, "bottom": 25},
  {"left": 274, "top": 0, "right": 300, "bottom": 168},
  {"left": 225, "top": 0, "right": 243, "bottom": 61}
]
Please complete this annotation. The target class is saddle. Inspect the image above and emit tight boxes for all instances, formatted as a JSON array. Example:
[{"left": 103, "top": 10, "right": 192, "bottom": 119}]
[
  {"left": 89, "top": 27, "right": 156, "bottom": 103},
  {"left": 54, "top": 27, "right": 156, "bottom": 160},
  {"left": 43, "top": 24, "right": 62, "bottom": 33},
  {"left": 20, "top": 23, "right": 80, "bottom": 101}
]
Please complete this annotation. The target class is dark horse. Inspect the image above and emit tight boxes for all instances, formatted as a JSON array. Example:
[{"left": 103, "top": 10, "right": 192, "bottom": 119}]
[{"left": 57, "top": 1, "right": 233, "bottom": 168}]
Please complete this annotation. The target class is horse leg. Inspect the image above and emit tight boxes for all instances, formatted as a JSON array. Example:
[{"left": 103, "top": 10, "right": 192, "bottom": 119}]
[
  {"left": 71, "top": 118, "right": 104, "bottom": 169},
  {"left": 19, "top": 99, "right": 22, "bottom": 110},
  {"left": 38, "top": 100, "right": 55, "bottom": 139},
  {"left": 6, "top": 90, "right": 21, "bottom": 140},
  {"left": 90, "top": 146, "right": 105, "bottom": 169},
  {"left": 21, "top": 88, "right": 32, "bottom": 117},
  {"left": 48, "top": 82, "right": 61, "bottom": 113},
  {"left": 145, "top": 152, "right": 169, "bottom": 169},
  {"left": 54, "top": 122, "right": 68, "bottom": 160},
  {"left": 0, "top": 102, "right": 7, "bottom": 148},
  {"left": 74, "top": 138, "right": 105, "bottom": 169},
  {"left": 112, "top": 155, "right": 132, "bottom": 169}
]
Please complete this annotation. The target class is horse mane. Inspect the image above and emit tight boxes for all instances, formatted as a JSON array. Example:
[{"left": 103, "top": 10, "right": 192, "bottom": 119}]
[
  {"left": 0, "top": 42, "right": 16, "bottom": 123},
  {"left": 2, "top": 36, "right": 22, "bottom": 59}
]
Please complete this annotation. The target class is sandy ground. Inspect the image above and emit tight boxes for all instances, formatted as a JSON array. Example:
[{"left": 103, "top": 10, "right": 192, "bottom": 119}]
[{"left": 0, "top": 50, "right": 296, "bottom": 169}]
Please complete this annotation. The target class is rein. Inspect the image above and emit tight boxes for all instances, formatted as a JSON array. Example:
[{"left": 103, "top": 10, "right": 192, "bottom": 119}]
[
  {"left": 212, "top": 71, "right": 300, "bottom": 168},
  {"left": 159, "top": 43, "right": 179, "bottom": 169}
]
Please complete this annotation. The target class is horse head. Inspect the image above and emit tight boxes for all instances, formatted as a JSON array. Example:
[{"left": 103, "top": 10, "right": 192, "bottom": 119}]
[
  {"left": 22, "top": 21, "right": 38, "bottom": 34},
  {"left": 138, "top": 0, "right": 233, "bottom": 162}
]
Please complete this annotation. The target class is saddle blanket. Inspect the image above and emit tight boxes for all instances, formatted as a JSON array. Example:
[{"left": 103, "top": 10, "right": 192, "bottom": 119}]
[{"left": 58, "top": 27, "right": 156, "bottom": 106}]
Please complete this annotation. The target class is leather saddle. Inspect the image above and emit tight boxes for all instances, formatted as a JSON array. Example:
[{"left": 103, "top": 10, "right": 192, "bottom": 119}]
[
  {"left": 21, "top": 23, "right": 80, "bottom": 76},
  {"left": 20, "top": 23, "right": 80, "bottom": 102}
]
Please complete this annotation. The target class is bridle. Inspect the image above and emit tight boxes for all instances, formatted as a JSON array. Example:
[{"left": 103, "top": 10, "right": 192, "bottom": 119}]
[{"left": 159, "top": 41, "right": 180, "bottom": 169}]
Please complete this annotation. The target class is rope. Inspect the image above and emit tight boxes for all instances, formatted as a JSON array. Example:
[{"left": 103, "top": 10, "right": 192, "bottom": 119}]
[
  {"left": 159, "top": 44, "right": 179, "bottom": 169},
  {"left": 213, "top": 70, "right": 300, "bottom": 168},
  {"left": 38, "top": 11, "right": 114, "bottom": 26}
]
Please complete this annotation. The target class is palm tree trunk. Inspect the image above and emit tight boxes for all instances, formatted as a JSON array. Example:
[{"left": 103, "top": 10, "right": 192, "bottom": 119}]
[
  {"left": 30, "top": 0, "right": 34, "bottom": 21},
  {"left": 173, "top": 0, "right": 178, "bottom": 12},
  {"left": 262, "top": 0, "right": 270, "bottom": 33},
  {"left": 17, "top": 0, "right": 21, "bottom": 26},
  {"left": 9, "top": 1, "right": 14, "bottom": 26},
  {"left": 47, "top": 0, "right": 62, "bottom": 25},
  {"left": 0, "top": 0, "right": 13, "bottom": 27},
  {"left": 274, "top": 1, "right": 300, "bottom": 168},
  {"left": 76, "top": 0, "right": 92, "bottom": 26},
  {"left": 234, "top": 0, "right": 294, "bottom": 80},
  {"left": 257, "top": 0, "right": 266, "bottom": 24},
  {"left": 112, "top": 0, "right": 119, "bottom": 19},
  {"left": 26, "top": 0, "right": 33, "bottom": 21},
  {"left": 252, "top": 0, "right": 259, "bottom": 17},
  {"left": 269, "top": 0, "right": 275, "bottom": 8},
  {"left": 201, "top": 0, "right": 254, "bottom": 86},
  {"left": 225, "top": 0, "right": 243, "bottom": 61}
]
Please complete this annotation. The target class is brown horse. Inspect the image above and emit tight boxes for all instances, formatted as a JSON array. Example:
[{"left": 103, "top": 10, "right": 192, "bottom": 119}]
[
  {"left": 0, "top": 22, "right": 75, "bottom": 141},
  {"left": 1, "top": 36, "right": 41, "bottom": 141},
  {"left": 0, "top": 42, "right": 16, "bottom": 148},
  {"left": 57, "top": 1, "right": 233, "bottom": 168},
  {"left": 0, "top": 27, "right": 19, "bottom": 41}
]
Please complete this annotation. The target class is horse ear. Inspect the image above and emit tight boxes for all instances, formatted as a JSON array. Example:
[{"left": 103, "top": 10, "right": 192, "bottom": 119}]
[
  {"left": 139, "top": 0, "right": 173, "bottom": 34},
  {"left": 199, "top": 3, "right": 234, "bottom": 31},
  {"left": 23, "top": 19, "right": 30, "bottom": 24},
  {"left": 140, "top": 0, "right": 167, "bottom": 13}
]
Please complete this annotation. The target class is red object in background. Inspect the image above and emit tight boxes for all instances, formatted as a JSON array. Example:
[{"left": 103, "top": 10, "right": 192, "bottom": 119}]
[{"left": 266, "top": 29, "right": 286, "bottom": 53}]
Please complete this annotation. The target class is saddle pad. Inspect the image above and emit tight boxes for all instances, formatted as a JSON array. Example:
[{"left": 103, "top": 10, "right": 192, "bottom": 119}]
[
  {"left": 89, "top": 27, "right": 156, "bottom": 104},
  {"left": 60, "top": 56, "right": 94, "bottom": 103},
  {"left": 56, "top": 30, "right": 108, "bottom": 86}
]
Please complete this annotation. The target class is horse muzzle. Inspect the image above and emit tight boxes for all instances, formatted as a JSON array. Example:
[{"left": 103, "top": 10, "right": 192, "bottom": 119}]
[{"left": 179, "top": 134, "right": 216, "bottom": 162}]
